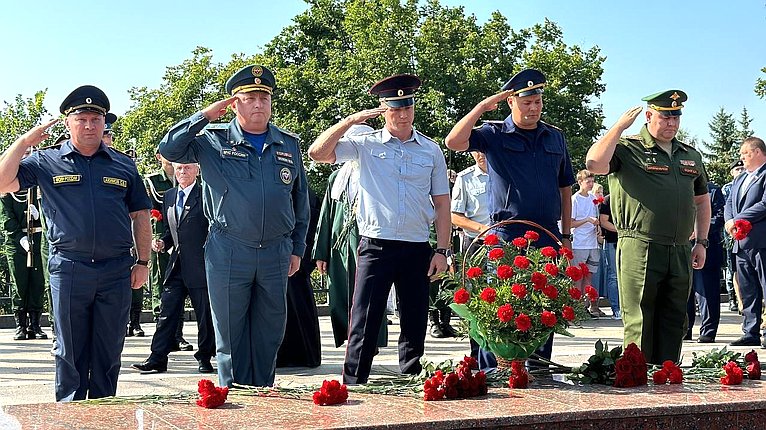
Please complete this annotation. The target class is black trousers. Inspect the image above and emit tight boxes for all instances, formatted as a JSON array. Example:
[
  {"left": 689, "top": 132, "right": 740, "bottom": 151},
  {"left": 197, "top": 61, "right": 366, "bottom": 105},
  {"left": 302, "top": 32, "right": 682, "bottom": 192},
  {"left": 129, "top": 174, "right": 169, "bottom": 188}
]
[
  {"left": 736, "top": 248, "right": 766, "bottom": 340},
  {"left": 343, "top": 237, "right": 432, "bottom": 384},
  {"left": 149, "top": 267, "right": 215, "bottom": 364}
]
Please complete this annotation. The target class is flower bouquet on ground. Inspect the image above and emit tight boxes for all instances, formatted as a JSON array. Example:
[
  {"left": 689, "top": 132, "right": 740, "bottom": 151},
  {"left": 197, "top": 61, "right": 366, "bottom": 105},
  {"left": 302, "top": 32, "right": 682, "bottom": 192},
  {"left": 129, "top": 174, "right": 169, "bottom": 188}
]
[
  {"left": 450, "top": 221, "right": 589, "bottom": 366},
  {"left": 567, "top": 340, "right": 648, "bottom": 387}
]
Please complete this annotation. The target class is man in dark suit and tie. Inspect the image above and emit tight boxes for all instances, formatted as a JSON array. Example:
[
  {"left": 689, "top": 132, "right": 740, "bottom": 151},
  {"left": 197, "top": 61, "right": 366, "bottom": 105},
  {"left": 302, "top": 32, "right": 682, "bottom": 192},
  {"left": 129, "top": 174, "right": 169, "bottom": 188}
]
[
  {"left": 725, "top": 136, "right": 766, "bottom": 347},
  {"left": 132, "top": 162, "right": 216, "bottom": 373}
]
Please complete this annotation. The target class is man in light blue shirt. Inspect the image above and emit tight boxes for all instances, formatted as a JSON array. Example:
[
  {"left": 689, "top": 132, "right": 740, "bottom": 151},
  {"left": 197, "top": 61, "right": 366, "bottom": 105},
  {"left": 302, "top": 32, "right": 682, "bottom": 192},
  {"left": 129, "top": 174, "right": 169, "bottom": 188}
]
[
  {"left": 451, "top": 151, "right": 491, "bottom": 250},
  {"left": 309, "top": 74, "right": 451, "bottom": 384}
]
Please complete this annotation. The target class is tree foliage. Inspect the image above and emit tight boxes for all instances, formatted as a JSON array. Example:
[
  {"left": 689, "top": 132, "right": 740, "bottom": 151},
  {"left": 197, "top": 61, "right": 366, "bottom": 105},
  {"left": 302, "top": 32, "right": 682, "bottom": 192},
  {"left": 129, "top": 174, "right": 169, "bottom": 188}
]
[
  {"left": 0, "top": 90, "right": 64, "bottom": 151},
  {"left": 756, "top": 66, "right": 766, "bottom": 99},
  {"left": 119, "top": 0, "right": 606, "bottom": 192},
  {"left": 701, "top": 107, "right": 753, "bottom": 186}
]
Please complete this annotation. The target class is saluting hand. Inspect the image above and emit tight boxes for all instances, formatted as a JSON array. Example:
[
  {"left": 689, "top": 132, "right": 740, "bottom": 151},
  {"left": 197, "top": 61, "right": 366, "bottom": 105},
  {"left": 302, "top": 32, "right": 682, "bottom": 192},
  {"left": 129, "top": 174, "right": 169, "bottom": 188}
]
[
  {"left": 346, "top": 107, "right": 387, "bottom": 124},
  {"left": 615, "top": 106, "right": 643, "bottom": 131},
  {"left": 477, "top": 90, "right": 513, "bottom": 113},
  {"left": 202, "top": 97, "right": 237, "bottom": 122},
  {"left": 21, "top": 118, "right": 59, "bottom": 148}
]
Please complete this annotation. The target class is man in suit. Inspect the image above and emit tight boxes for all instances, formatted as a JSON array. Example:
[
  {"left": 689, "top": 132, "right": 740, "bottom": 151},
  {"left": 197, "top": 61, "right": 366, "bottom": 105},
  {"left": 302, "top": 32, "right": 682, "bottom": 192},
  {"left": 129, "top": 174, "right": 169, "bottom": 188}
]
[
  {"left": 131, "top": 162, "right": 216, "bottom": 373},
  {"left": 725, "top": 136, "right": 766, "bottom": 347}
]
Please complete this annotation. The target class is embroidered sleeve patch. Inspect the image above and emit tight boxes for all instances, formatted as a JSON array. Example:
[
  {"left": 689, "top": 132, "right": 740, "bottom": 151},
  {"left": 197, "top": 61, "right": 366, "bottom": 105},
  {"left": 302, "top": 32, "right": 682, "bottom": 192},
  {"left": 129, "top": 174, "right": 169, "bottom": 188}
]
[
  {"left": 103, "top": 177, "right": 128, "bottom": 188},
  {"left": 52, "top": 175, "right": 82, "bottom": 184}
]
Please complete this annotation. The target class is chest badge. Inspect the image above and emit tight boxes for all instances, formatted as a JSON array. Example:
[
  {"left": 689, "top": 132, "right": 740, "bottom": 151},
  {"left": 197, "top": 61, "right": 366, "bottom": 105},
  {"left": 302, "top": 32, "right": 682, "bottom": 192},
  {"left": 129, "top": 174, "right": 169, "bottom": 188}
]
[
  {"left": 680, "top": 159, "right": 696, "bottom": 167},
  {"left": 280, "top": 167, "right": 292, "bottom": 184}
]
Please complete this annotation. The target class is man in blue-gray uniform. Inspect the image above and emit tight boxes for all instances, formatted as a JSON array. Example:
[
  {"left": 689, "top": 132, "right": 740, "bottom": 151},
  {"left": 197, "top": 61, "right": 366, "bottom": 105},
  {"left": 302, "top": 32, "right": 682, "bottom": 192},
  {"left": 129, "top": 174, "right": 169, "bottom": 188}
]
[
  {"left": 159, "top": 65, "right": 310, "bottom": 388},
  {"left": 309, "top": 74, "right": 452, "bottom": 384},
  {"left": 445, "top": 69, "right": 575, "bottom": 369},
  {"left": 0, "top": 85, "right": 152, "bottom": 401}
]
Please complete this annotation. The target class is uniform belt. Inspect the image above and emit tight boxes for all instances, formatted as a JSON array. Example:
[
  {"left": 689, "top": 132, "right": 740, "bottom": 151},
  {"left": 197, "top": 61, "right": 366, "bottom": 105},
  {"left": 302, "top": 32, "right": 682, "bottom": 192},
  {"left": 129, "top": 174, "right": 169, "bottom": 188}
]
[
  {"left": 210, "top": 224, "right": 289, "bottom": 249},
  {"left": 22, "top": 227, "right": 43, "bottom": 234},
  {"left": 616, "top": 229, "right": 689, "bottom": 246},
  {"left": 51, "top": 248, "right": 132, "bottom": 264}
]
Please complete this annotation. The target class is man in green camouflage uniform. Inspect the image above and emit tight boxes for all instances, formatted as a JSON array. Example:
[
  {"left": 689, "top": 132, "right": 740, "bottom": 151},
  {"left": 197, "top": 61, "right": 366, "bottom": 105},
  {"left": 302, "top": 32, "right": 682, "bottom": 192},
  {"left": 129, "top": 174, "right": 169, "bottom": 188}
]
[
  {"left": 1, "top": 186, "right": 47, "bottom": 340},
  {"left": 586, "top": 90, "right": 711, "bottom": 364}
]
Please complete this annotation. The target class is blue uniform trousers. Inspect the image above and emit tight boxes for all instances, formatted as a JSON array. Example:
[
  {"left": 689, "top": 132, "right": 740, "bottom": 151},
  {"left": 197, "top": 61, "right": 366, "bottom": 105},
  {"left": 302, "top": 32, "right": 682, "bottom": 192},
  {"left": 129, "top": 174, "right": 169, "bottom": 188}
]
[
  {"left": 343, "top": 237, "right": 432, "bottom": 384},
  {"left": 50, "top": 251, "right": 133, "bottom": 401},
  {"left": 205, "top": 228, "right": 291, "bottom": 387},
  {"left": 735, "top": 248, "right": 766, "bottom": 341}
]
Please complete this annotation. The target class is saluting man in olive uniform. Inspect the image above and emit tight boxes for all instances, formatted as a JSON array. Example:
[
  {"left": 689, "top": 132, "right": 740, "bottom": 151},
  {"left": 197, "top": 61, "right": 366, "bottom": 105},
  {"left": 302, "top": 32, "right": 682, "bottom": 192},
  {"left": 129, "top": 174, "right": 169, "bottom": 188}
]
[{"left": 586, "top": 90, "right": 711, "bottom": 364}]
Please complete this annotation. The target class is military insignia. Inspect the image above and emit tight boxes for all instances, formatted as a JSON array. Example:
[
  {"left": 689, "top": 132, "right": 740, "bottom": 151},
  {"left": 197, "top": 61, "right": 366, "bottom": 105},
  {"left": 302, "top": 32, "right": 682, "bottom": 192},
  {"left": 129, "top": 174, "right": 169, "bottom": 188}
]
[
  {"left": 670, "top": 92, "right": 680, "bottom": 100},
  {"left": 103, "top": 177, "right": 128, "bottom": 188},
  {"left": 276, "top": 151, "right": 293, "bottom": 158},
  {"left": 680, "top": 159, "right": 696, "bottom": 167},
  {"left": 85, "top": 97, "right": 92, "bottom": 104},
  {"left": 645, "top": 164, "right": 670, "bottom": 174},
  {"left": 221, "top": 149, "right": 248, "bottom": 159},
  {"left": 527, "top": 80, "right": 534, "bottom": 87},
  {"left": 680, "top": 167, "right": 699, "bottom": 176},
  {"left": 276, "top": 156, "right": 294, "bottom": 165},
  {"left": 252, "top": 66, "right": 263, "bottom": 77},
  {"left": 397, "top": 89, "right": 404, "bottom": 97},
  {"left": 255, "top": 78, "right": 261, "bottom": 85},
  {"left": 280, "top": 167, "right": 292, "bottom": 184},
  {"left": 52, "top": 174, "right": 82, "bottom": 185}
]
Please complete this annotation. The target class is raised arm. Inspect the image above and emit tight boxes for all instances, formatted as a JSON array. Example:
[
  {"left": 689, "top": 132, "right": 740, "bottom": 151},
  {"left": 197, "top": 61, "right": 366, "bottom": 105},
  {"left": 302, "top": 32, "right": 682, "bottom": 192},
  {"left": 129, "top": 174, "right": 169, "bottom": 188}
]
[
  {"left": 0, "top": 119, "right": 58, "bottom": 193},
  {"left": 308, "top": 107, "right": 386, "bottom": 163},
  {"left": 586, "top": 106, "right": 643, "bottom": 175},
  {"left": 158, "top": 97, "right": 235, "bottom": 163},
  {"left": 445, "top": 90, "right": 512, "bottom": 152}
]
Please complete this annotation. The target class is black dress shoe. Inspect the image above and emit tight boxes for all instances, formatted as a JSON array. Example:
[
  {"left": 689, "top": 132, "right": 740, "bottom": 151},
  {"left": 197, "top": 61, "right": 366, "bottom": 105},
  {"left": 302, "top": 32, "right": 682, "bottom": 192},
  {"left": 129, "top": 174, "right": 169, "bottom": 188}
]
[
  {"left": 198, "top": 360, "right": 215, "bottom": 373},
  {"left": 730, "top": 336, "right": 760, "bottom": 347},
  {"left": 697, "top": 335, "right": 715, "bottom": 343},
  {"left": 177, "top": 339, "right": 193, "bottom": 351},
  {"left": 131, "top": 360, "right": 167, "bottom": 373}
]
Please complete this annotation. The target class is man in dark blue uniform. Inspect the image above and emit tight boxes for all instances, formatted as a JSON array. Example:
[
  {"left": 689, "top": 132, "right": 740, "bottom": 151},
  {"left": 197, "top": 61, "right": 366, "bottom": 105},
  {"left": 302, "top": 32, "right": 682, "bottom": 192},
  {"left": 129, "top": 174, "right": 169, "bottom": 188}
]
[
  {"left": 0, "top": 85, "right": 152, "bottom": 401},
  {"left": 445, "top": 69, "right": 575, "bottom": 369},
  {"left": 159, "top": 65, "right": 310, "bottom": 387}
]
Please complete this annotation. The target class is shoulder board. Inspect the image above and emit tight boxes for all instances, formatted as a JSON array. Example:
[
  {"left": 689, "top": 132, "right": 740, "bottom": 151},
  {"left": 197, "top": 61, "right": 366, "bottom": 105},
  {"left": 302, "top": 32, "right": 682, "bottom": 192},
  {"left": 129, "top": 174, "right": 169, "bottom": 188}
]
[
  {"left": 539, "top": 120, "right": 562, "bottom": 131},
  {"left": 198, "top": 123, "right": 228, "bottom": 136},
  {"left": 456, "top": 166, "right": 476, "bottom": 177},
  {"left": 625, "top": 134, "right": 642, "bottom": 141},
  {"left": 144, "top": 171, "right": 164, "bottom": 180},
  {"left": 415, "top": 130, "right": 437, "bottom": 145},
  {"left": 276, "top": 126, "right": 300, "bottom": 140},
  {"left": 475, "top": 120, "right": 503, "bottom": 130},
  {"left": 108, "top": 147, "right": 133, "bottom": 158},
  {"left": 37, "top": 143, "right": 62, "bottom": 151}
]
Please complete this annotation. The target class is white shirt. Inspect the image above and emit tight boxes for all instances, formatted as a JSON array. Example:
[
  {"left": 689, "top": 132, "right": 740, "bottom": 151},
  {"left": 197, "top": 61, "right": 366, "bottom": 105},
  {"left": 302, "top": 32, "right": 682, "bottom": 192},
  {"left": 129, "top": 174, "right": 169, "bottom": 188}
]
[{"left": 571, "top": 191, "right": 599, "bottom": 249}]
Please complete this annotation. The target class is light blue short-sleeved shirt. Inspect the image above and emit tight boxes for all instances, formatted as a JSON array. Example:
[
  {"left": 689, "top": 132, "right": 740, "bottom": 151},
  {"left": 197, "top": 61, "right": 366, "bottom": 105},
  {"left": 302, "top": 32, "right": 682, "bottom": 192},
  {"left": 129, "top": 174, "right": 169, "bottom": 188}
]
[
  {"left": 451, "top": 164, "right": 490, "bottom": 238},
  {"left": 334, "top": 127, "right": 449, "bottom": 242}
]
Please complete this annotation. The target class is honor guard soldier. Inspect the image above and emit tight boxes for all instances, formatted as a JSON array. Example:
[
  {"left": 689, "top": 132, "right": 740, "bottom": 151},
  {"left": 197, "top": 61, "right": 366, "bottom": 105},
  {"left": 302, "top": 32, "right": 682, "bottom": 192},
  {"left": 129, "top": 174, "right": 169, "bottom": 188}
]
[
  {"left": 308, "top": 74, "right": 452, "bottom": 384},
  {"left": 445, "top": 69, "right": 576, "bottom": 370},
  {"left": 1, "top": 169, "right": 47, "bottom": 340},
  {"left": 159, "top": 65, "right": 310, "bottom": 388},
  {"left": 586, "top": 90, "right": 710, "bottom": 364},
  {"left": 0, "top": 85, "right": 153, "bottom": 401}
]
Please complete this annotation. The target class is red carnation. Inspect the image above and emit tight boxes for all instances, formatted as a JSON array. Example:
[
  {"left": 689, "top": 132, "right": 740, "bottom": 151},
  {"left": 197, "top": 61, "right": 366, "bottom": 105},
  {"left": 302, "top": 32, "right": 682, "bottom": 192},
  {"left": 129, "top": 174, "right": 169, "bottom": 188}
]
[
  {"left": 497, "top": 265, "right": 514, "bottom": 279},
  {"left": 453, "top": 288, "right": 470, "bottom": 304},
  {"left": 483, "top": 234, "right": 499, "bottom": 246},
  {"left": 466, "top": 267, "right": 483, "bottom": 279},
  {"left": 652, "top": 370, "right": 668, "bottom": 385},
  {"left": 150, "top": 208, "right": 163, "bottom": 221},
  {"left": 511, "top": 283, "right": 527, "bottom": 299},
  {"left": 543, "top": 284, "right": 559, "bottom": 300},
  {"left": 593, "top": 196, "right": 605, "bottom": 205},
  {"left": 584, "top": 285, "right": 599, "bottom": 302},
  {"left": 524, "top": 230, "right": 540, "bottom": 242},
  {"left": 512, "top": 237, "right": 528, "bottom": 248},
  {"left": 562, "top": 305, "right": 575, "bottom": 321},
  {"left": 480, "top": 287, "right": 497, "bottom": 303},
  {"left": 497, "top": 303, "right": 514, "bottom": 322},
  {"left": 509, "top": 360, "right": 529, "bottom": 389},
  {"left": 531, "top": 271, "right": 547, "bottom": 290},
  {"left": 559, "top": 247, "right": 574, "bottom": 260},
  {"left": 565, "top": 265, "right": 583, "bottom": 281},
  {"left": 313, "top": 379, "right": 349, "bottom": 406},
  {"left": 721, "top": 361, "right": 744, "bottom": 385},
  {"left": 513, "top": 255, "right": 530, "bottom": 269},
  {"left": 515, "top": 313, "right": 532, "bottom": 332},
  {"left": 747, "top": 361, "right": 762, "bottom": 380},
  {"left": 568, "top": 287, "right": 582, "bottom": 300},
  {"left": 578, "top": 262, "right": 590, "bottom": 276},
  {"left": 540, "top": 310, "right": 557, "bottom": 327},
  {"left": 488, "top": 248, "right": 505, "bottom": 260},
  {"left": 733, "top": 219, "right": 753, "bottom": 240},
  {"left": 668, "top": 367, "right": 683, "bottom": 384},
  {"left": 540, "top": 246, "right": 558, "bottom": 258},
  {"left": 544, "top": 263, "right": 559, "bottom": 277},
  {"left": 745, "top": 350, "right": 759, "bottom": 364},
  {"left": 197, "top": 379, "right": 229, "bottom": 409}
]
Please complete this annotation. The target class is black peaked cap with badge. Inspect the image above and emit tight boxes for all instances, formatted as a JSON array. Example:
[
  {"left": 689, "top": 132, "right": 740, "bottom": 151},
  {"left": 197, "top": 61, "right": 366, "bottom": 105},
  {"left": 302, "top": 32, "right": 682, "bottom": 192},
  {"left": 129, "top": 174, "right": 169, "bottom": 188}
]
[
  {"left": 225, "top": 65, "right": 276, "bottom": 95},
  {"left": 642, "top": 90, "right": 687, "bottom": 116},
  {"left": 501, "top": 69, "right": 546, "bottom": 97},
  {"left": 104, "top": 113, "right": 118, "bottom": 132},
  {"left": 369, "top": 74, "right": 421, "bottom": 108},
  {"left": 729, "top": 159, "right": 744, "bottom": 169},
  {"left": 60, "top": 85, "right": 109, "bottom": 116}
]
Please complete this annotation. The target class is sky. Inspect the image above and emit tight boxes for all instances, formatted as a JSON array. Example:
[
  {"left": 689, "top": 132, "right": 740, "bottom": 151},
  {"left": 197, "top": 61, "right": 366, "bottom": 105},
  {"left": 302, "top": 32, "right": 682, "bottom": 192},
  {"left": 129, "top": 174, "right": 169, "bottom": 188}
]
[{"left": 1, "top": 1, "right": 765, "bottom": 147}]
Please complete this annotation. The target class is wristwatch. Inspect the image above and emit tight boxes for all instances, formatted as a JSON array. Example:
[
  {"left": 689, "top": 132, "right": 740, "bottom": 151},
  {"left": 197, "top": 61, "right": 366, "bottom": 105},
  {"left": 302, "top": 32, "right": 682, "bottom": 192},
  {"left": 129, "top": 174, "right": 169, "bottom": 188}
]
[
  {"left": 435, "top": 248, "right": 453, "bottom": 258},
  {"left": 695, "top": 238, "right": 709, "bottom": 249},
  {"left": 135, "top": 259, "right": 151, "bottom": 267},
  {"left": 561, "top": 233, "right": 573, "bottom": 240}
]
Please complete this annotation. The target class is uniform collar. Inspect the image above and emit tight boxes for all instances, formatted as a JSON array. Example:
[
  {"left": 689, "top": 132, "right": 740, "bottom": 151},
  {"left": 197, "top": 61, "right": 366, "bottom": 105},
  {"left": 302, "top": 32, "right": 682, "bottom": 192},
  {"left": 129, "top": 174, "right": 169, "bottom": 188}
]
[
  {"left": 60, "top": 140, "right": 113, "bottom": 159},
  {"left": 639, "top": 125, "right": 687, "bottom": 153},
  {"left": 501, "top": 114, "right": 548, "bottom": 135},
  {"left": 228, "top": 120, "right": 285, "bottom": 147},
  {"left": 381, "top": 127, "right": 424, "bottom": 145},
  {"left": 471, "top": 165, "right": 489, "bottom": 177}
]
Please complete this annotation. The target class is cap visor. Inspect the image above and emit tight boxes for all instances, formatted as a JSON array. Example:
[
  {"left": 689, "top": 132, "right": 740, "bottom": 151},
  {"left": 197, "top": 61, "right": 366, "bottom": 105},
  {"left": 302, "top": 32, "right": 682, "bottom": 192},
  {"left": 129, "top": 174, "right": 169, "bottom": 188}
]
[
  {"left": 515, "top": 88, "right": 544, "bottom": 97},
  {"left": 383, "top": 98, "right": 414, "bottom": 108},
  {"left": 68, "top": 107, "right": 106, "bottom": 115}
]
